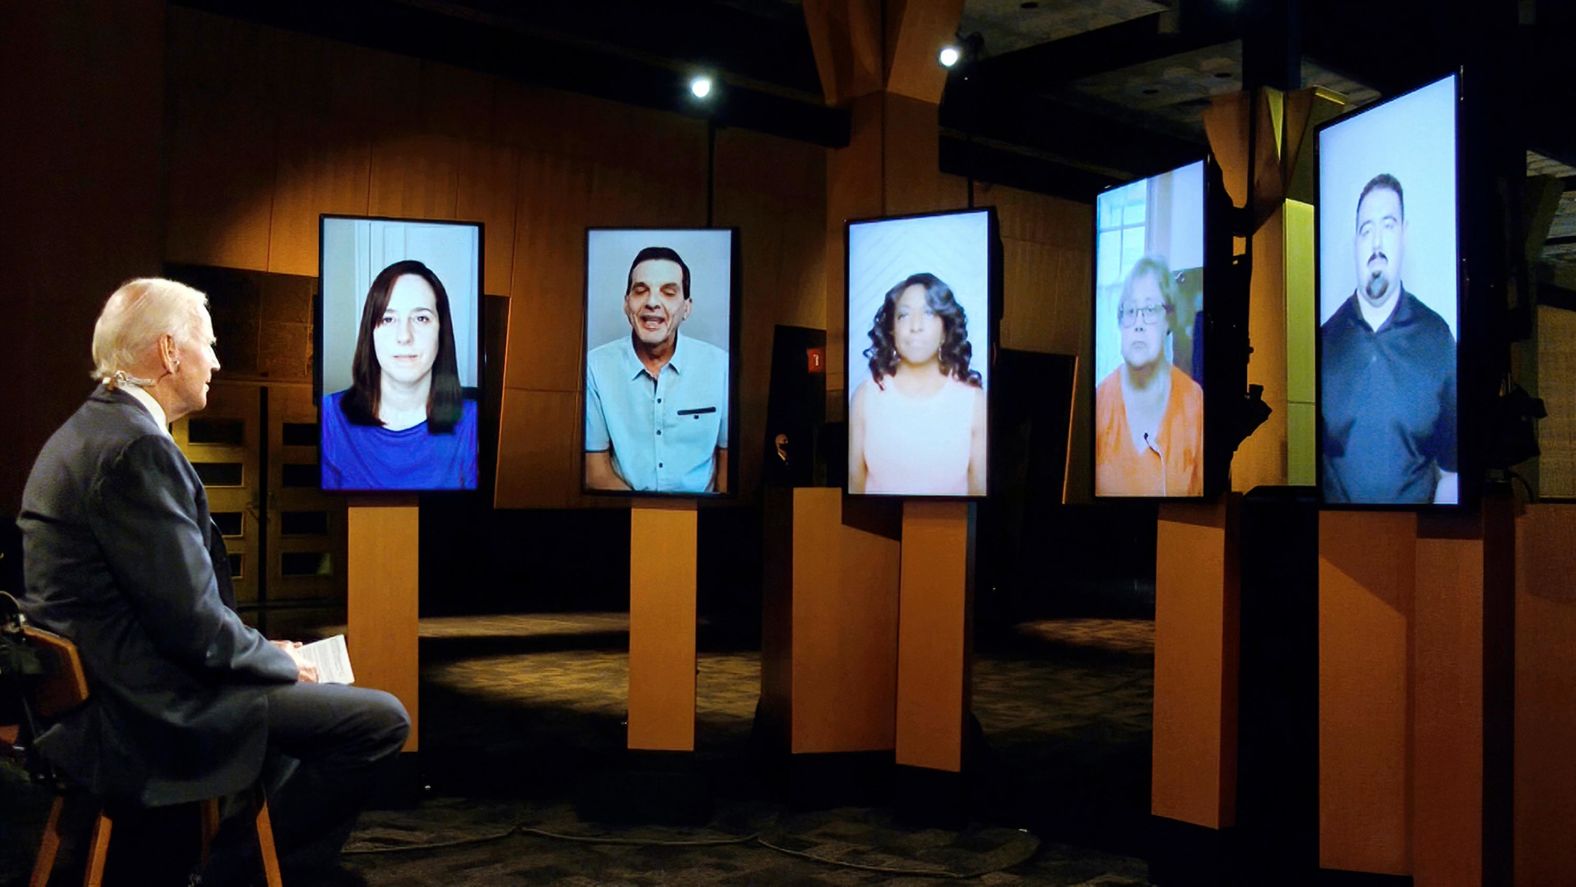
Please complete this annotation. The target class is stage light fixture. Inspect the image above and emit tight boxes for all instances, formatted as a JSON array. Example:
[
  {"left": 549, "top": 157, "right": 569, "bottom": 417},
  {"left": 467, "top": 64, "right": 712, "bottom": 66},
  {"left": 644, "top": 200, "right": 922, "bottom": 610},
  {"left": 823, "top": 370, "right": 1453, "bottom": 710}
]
[
  {"left": 938, "top": 45, "right": 961, "bottom": 68},
  {"left": 689, "top": 75, "right": 713, "bottom": 99}
]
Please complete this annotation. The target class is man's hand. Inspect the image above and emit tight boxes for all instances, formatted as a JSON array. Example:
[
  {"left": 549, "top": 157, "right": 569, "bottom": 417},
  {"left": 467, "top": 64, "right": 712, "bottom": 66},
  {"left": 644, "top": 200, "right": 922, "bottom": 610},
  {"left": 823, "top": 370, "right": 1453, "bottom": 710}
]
[{"left": 272, "top": 639, "right": 319, "bottom": 683}]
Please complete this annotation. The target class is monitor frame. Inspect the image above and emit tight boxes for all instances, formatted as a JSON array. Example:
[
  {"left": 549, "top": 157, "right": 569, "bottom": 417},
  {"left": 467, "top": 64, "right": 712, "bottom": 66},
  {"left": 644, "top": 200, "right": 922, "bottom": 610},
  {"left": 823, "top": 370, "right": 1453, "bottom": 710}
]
[
  {"left": 315, "top": 212, "right": 486, "bottom": 495},
  {"left": 1312, "top": 70, "right": 1467, "bottom": 511},
  {"left": 1089, "top": 156, "right": 1233, "bottom": 503},
  {"left": 842, "top": 205, "right": 1002, "bottom": 501},
  {"left": 578, "top": 226, "right": 742, "bottom": 500}
]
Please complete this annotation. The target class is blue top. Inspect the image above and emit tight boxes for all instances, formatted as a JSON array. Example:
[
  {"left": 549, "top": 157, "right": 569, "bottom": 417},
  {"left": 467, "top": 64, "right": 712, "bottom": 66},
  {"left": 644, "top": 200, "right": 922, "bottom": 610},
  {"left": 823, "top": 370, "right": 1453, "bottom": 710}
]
[
  {"left": 585, "top": 332, "right": 729, "bottom": 493},
  {"left": 1320, "top": 288, "right": 1456, "bottom": 504},
  {"left": 320, "top": 390, "right": 479, "bottom": 491}
]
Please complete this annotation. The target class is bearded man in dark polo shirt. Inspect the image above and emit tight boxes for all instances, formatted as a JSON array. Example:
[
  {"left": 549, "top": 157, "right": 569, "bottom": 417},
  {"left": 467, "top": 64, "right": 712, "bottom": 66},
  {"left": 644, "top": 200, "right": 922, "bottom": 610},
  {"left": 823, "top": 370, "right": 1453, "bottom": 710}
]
[{"left": 1321, "top": 173, "right": 1458, "bottom": 504}]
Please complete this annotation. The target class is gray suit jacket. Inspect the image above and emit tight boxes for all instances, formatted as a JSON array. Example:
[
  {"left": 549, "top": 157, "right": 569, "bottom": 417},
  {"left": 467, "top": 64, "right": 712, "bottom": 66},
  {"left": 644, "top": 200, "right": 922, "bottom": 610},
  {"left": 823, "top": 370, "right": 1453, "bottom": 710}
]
[{"left": 18, "top": 386, "right": 298, "bottom": 806}]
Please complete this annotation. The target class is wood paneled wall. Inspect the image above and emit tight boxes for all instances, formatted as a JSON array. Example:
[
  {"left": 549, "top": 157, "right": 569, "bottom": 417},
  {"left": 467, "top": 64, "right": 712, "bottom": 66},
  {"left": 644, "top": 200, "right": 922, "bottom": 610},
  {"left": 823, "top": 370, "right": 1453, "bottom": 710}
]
[
  {"left": 1536, "top": 306, "right": 1576, "bottom": 498},
  {"left": 162, "top": 8, "right": 828, "bottom": 508},
  {"left": 3, "top": 0, "right": 167, "bottom": 515},
  {"left": 161, "top": 6, "right": 1091, "bottom": 509}
]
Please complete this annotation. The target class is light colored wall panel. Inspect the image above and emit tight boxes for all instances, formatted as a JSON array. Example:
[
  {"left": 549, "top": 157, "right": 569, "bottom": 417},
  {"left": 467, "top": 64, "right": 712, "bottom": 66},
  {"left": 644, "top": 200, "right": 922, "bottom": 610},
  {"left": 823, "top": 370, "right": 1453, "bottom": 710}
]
[
  {"left": 1234, "top": 205, "right": 1288, "bottom": 490},
  {"left": 1537, "top": 306, "right": 1576, "bottom": 497}
]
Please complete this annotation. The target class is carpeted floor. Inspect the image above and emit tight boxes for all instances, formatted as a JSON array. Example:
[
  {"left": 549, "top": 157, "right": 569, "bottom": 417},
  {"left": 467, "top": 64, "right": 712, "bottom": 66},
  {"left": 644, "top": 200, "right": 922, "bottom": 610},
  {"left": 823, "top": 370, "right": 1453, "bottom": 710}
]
[{"left": 2, "top": 614, "right": 1155, "bottom": 885}]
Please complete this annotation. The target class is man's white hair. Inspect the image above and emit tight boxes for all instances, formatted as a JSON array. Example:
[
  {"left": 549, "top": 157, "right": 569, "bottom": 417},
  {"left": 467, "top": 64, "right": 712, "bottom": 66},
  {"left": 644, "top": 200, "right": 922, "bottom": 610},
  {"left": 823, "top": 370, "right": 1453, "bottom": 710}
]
[{"left": 91, "top": 278, "right": 209, "bottom": 383}]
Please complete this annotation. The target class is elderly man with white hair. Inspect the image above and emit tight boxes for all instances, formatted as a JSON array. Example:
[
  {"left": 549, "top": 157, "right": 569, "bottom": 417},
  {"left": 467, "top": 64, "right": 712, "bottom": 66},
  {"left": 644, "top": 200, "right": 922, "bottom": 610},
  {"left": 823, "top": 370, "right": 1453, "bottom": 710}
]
[{"left": 18, "top": 278, "right": 409, "bottom": 886}]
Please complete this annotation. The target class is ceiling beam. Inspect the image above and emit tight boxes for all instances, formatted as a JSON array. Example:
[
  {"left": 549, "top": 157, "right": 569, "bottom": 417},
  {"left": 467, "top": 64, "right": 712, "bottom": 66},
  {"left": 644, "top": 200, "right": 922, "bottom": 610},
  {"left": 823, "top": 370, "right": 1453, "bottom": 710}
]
[
  {"left": 939, "top": 135, "right": 1121, "bottom": 203},
  {"left": 970, "top": 9, "right": 1238, "bottom": 91},
  {"left": 941, "top": 85, "right": 1205, "bottom": 186}
]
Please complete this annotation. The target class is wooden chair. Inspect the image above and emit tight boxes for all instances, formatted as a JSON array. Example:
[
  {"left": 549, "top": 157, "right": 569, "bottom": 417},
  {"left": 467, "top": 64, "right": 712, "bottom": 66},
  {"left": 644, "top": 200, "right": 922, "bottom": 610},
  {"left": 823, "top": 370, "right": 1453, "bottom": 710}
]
[{"left": 13, "top": 625, "right": 284, "bottom": 887}]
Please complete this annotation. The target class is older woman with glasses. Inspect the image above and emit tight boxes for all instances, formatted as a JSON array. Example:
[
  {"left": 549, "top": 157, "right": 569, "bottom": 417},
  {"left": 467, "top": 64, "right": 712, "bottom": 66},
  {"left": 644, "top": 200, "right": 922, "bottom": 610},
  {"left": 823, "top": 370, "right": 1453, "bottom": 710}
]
[{"left": 1094, "top": 255, "right": 1204, "bottom": 497}]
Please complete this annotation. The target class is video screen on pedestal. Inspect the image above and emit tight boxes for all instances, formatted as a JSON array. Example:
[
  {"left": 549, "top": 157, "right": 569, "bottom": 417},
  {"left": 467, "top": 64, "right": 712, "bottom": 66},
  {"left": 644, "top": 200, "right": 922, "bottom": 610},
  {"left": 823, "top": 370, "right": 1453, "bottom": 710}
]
[
  {"left": 845, "top": 208, "right": 996, "bottom": 499},
  {"left": 1092, "top": 160, "right": 1207, "bottom": 499},
  {"left": 317, "top": 215, "right": 483, "bottom": 492},
  {"left": 582, "top": 228, "right": 738, "bottom": 497},
  {"left": 1317, "top": 73, "right": 1460, "bottom": 507}
]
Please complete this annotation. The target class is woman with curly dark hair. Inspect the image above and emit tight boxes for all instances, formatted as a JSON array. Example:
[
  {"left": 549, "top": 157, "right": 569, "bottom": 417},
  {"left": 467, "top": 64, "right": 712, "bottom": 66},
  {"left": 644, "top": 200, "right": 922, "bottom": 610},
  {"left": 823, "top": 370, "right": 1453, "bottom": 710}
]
[{"left": 849, "top": 272, "right": 986, "bottom": 495}]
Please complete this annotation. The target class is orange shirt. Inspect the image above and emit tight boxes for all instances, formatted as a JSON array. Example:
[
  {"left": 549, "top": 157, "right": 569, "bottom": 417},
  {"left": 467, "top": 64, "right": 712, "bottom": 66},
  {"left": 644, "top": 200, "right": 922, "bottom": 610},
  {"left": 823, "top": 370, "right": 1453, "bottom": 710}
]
[{"left": 1094, "top": 364, "right": 1203, "bottom": 497}]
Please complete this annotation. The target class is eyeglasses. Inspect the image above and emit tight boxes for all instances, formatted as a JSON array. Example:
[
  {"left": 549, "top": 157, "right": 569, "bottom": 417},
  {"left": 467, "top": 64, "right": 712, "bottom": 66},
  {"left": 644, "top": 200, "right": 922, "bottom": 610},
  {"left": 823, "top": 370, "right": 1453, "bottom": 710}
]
[{"left": 1118, "top": 303, "right": 1169, "bottom": 328}]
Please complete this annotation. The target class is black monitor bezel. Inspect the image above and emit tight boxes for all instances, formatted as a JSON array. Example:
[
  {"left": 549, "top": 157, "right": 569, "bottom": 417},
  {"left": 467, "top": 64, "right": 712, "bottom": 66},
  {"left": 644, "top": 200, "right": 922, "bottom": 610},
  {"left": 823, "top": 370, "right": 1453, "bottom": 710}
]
[
  {"left": 841, "top": 205, "right": 1002, "bottom": 501},
  {"left": 577, "top": 225, "right": 742, "bottom": 500},
  {"left": 315, "top": 212, "right": 487, "bottom": 495},
  {"left": 1312, "top": 70, "right": 1467, "bottom": 511}
]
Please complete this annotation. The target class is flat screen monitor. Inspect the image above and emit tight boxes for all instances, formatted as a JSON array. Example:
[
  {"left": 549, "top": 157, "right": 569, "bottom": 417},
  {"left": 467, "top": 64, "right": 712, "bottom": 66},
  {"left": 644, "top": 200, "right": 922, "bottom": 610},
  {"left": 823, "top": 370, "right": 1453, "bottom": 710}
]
[
  {"left": 317, "top": 214, "right": 484, "bottom": 492},
  {"left": 581, "top": 228, "right": 738, "bottom": 496},
  {"left": 1316, "top": 73, "right": 1460, "bottom": 507},
  {"left": 1092, "top": 159, "right": 1208, "bottom": 499},
  {"left": 845, "top": 207, "right": 997, "bottom": 498}
]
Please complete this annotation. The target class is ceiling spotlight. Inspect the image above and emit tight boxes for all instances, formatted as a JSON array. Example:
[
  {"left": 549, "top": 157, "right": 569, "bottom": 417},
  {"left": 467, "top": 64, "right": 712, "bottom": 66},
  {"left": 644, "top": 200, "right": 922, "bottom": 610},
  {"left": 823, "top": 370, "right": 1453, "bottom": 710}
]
[
  {"left": 938, "top": 45, "right": 961, "bottom": 68},
  {"left": 689, "top": 75, "right": 714, "bottom": 99}
]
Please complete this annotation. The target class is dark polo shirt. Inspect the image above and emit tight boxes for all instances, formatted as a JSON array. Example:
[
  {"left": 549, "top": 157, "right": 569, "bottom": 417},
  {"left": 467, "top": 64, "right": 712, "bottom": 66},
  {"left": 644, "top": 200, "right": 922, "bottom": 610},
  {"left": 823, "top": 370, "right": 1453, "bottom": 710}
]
[{"left": 1320, "top": 288, "right": 1457, "bottom": 504}]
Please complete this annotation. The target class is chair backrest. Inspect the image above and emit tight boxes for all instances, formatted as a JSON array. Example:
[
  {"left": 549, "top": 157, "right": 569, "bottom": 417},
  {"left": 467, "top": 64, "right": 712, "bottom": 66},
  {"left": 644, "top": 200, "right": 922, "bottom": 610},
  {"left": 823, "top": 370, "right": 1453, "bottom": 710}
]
[{"left": 20, "top": 627, "right": 89, "bottom": 719}]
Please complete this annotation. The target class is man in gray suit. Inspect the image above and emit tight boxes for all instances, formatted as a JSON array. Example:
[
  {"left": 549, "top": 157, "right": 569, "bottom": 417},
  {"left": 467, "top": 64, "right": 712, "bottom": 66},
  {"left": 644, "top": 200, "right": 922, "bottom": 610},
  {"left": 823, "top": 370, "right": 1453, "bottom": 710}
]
[{"left": 18, "top": 278, "right": 409, "bottom": 885}]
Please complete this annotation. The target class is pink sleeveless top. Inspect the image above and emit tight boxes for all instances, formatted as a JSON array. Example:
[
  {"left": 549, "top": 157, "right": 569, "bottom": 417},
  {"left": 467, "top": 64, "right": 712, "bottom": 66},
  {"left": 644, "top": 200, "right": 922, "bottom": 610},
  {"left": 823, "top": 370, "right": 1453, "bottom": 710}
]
[{"left": 862, "top": 377, "right": 978, "bottom": 495}]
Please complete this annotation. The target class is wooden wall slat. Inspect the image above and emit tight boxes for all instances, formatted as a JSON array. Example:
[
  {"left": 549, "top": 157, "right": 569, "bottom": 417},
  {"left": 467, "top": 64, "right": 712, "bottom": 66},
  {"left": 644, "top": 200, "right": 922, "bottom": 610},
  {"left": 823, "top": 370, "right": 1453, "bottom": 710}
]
[
  {"left": 504, "top": 151, "right": 594, "bottom": 394},
  {"left": 367, "top": 132, "right": 462, "bottom": 220},
  {"left": 267, "top": 115, "right": 371, "bottom": 276},
  {"left": 456, "top": 139, "right": 519, "bottom": 297},
  {"left": 880, "top": 93, "right": 967, "bottom": 218},
  {"left": 716, "top": 127, "right": 827, "bottom": 501},
  {"left": 494, "top": 388, "right": 578, "bottom": 509},
  {"left": 1000, "top": 238, "right": 1090, "bottom": 355},
  {"left": 165, "top": 9, "right": 276, "bottom": 271},
  {"left": 419, "top": 60, "right": 497, "bottom": 138}
]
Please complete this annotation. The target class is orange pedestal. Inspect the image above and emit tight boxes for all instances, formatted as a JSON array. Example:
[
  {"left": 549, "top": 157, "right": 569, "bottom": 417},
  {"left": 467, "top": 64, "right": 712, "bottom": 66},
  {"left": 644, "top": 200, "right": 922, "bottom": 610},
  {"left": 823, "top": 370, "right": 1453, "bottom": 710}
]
[
  {"left": 1318, "top": 501, "right": 1514, "bottom": 883},
  {"left": 627, "top": 502, "right": 698, "bottom": 751},
  {"left": 760, "top": 487, "right": 900, "bottom": 754},
  {"left": 346, "top": 499, "right": 420, "bottom": 752},
  {"left": 894, "top": 500, "right": 972, "bottom": 773},
  {"left": 1152, "top": 496, "right": 1241, "bottom": 829}
]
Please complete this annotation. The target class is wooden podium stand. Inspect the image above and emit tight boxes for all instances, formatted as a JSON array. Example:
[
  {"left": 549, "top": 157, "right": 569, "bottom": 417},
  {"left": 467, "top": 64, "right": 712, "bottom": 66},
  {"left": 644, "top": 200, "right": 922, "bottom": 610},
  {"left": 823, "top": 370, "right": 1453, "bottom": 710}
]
[
  {"left": 627, "top": 501, "right": 698, "bottom": 751},
  {"left": 759, "top": 487, "right": 899, "bottom": 756},
  {"left": 346, "top": 498, "right": 420, "bottom": 752},
  {"left": 1151, "top": 495, "right": 1241, "bottom": 836},
  {"left": 894, "top": 500, "right": 973, "bottom": 773},
  {"left": 576, "top": 501, "right": 707, "bottom": 825},
  {"left": 1318, "top": 500, "right": 1514, "bottom": 884}
]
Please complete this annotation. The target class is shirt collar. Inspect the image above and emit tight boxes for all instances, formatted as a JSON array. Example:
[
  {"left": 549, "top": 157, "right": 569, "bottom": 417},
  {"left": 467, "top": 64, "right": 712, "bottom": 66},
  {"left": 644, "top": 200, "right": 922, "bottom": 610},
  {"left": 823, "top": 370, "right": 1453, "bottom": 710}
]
[
  {"left": 111, "top": 380, "right": 172, "bottom": 438},
  {"left": 621, "top": 332, "right": 686, "bottom": 380},
  {"left": 1345, "top": 287, "right": 1415, "bottom": 335}
]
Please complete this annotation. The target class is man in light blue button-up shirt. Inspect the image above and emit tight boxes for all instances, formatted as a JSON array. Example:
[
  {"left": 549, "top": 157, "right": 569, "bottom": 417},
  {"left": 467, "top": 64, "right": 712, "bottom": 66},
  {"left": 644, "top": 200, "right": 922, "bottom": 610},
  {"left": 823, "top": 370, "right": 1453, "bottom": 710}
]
[{"left": 585, "top": 246, "right": 729, "bottom": 493}]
